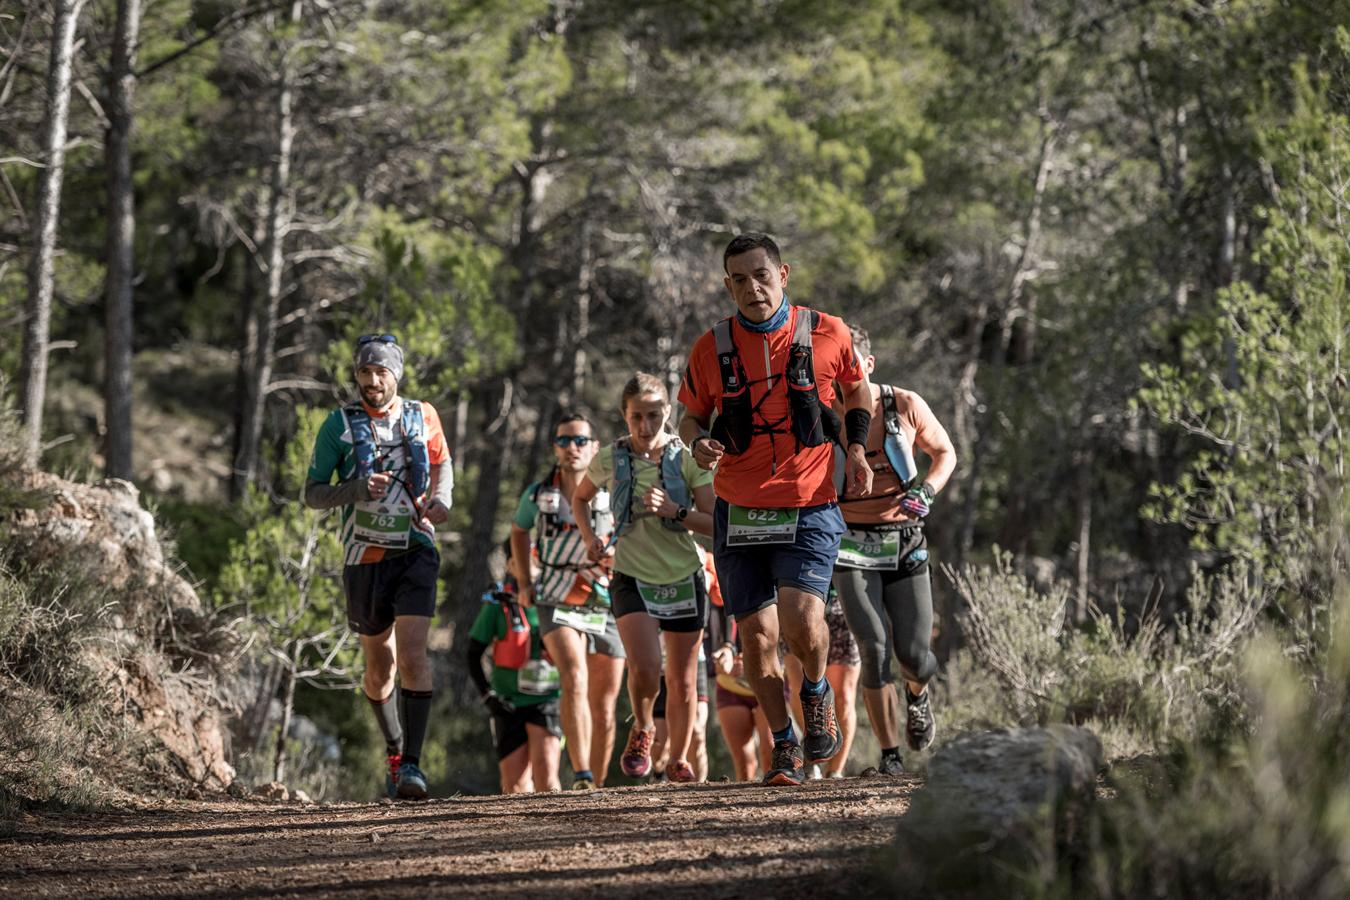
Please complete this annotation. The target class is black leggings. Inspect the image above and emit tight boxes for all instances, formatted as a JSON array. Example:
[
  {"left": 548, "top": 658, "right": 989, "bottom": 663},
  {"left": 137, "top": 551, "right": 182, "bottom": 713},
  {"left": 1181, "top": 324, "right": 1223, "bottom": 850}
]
[{"left": 832, "top": 528, "right": 938, "bottom": 690}]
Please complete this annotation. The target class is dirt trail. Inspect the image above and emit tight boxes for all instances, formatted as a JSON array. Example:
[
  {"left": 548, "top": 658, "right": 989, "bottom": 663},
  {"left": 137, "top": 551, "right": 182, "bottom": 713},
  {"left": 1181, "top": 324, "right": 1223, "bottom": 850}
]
[{"left": 2, "top": 776, "right": 917, "bottom": 898}]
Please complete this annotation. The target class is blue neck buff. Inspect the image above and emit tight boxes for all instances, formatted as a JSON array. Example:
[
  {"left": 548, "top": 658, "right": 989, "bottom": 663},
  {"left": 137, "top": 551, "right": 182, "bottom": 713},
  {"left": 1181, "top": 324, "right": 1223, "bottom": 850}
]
[{"left": 736, "top": 295, "right": 792, "bottom": 334}]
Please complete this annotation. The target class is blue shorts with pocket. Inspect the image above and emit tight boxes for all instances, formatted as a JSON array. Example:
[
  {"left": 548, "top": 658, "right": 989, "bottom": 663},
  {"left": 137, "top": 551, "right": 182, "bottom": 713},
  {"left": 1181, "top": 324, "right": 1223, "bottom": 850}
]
[{"left": 712, "top": 498, "right": 845, "bottom": 620}]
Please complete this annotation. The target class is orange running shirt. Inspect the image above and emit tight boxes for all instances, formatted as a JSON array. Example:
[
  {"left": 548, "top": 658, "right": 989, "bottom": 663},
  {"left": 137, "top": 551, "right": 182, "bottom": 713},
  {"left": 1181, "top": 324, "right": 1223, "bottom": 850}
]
[
  {"left": 838, "top": 385, "right": 948, "bottom": 525},
  {"left": 679, "top": 305, "right": 864, "bottom": 509}
]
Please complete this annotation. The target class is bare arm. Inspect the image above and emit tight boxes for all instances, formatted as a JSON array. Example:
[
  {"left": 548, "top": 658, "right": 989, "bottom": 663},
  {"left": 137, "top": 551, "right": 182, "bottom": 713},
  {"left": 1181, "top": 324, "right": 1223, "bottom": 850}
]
[
  {"left": 640, "top": 479, "right": 715, "bottom": 537},
  {"left": 679, "top": 412, "right": 723, "bottom": 470},
  {"left": 509, "top": 524, "right": 535, "bottom": 606},
  {"left": 571, "top": 475, "right": 602, "bottom": 557},
  {"left": 917, "top": 423, "right": 958, "bottom": 495}
]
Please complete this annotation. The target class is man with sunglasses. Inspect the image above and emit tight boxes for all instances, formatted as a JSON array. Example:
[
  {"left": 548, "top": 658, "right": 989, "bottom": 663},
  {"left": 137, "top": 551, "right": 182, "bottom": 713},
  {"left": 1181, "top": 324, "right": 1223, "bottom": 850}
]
[
  {"left": 509, "top": 413, "right": 626, "bottom": 790},
  {"left": 305, "top": 334, "right": 453, "bottom": 800}
]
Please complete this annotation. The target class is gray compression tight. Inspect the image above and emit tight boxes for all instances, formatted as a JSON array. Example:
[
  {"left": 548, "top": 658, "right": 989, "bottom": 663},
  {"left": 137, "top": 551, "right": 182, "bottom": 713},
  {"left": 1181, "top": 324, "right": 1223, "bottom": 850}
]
[{"left": 833, "top": 566, "right": 938, "bottom": 690}]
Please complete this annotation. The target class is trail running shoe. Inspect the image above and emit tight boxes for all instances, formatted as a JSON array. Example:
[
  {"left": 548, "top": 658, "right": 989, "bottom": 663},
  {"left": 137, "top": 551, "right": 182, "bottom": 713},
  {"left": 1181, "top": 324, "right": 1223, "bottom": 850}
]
[
  {"left": 801, "top": 681, "right": 841, "bottom": 764},
  {"left": 905, "top": 687, "right": 936, "bottom": 752},
  {"left": 878, "top": 755, "right": 905, "bottom": 776},
  {"left": 570, "top": 777, "right": 597, "bottom": 791},
  {"left": 395, "top": 762, "right": 428, "bottom": 800},
  {"left": 666, "top": 760, "right": 697, "bottom": 783},
  {"left": 763, "top": 739, "right": 805, "bottom": 787},
  {"left": 620, "top": 725, "right": 655, "bottom": 778},
  {"left": 385, "top": 753, "right": 402, "bottom": 799}
]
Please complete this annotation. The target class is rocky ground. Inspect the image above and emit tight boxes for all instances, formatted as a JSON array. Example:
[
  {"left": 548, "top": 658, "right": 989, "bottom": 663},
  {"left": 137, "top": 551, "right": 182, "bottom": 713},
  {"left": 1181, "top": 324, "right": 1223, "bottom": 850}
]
[{"left": 1, "top": 775, "right": 917, "bottom": 898}]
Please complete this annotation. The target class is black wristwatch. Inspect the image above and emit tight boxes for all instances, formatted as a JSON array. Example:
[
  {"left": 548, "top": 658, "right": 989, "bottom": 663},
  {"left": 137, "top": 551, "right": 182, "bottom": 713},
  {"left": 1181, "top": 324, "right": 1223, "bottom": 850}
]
[{"left": 676, "top": 505, "right": 689, "bottom": 521}]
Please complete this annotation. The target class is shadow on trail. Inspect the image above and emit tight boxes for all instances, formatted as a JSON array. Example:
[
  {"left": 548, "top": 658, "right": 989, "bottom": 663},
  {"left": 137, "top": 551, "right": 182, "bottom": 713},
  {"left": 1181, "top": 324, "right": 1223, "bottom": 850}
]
[{"left": 8, "top": 779, "right": 915, "bottom": 848}]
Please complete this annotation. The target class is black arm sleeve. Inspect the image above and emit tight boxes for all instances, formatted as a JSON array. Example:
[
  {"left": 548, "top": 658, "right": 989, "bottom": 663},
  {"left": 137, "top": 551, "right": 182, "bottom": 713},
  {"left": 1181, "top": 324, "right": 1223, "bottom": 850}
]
[{"left": 466, "top": 638, "right": 491, "bottom": 697}]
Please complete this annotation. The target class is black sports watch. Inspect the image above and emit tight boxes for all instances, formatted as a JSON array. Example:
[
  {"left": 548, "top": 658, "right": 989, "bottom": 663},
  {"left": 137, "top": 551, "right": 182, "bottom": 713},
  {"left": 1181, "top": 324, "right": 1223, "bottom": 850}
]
[{"left": 676, "top": 505, "right": 689, "bottom": 521}]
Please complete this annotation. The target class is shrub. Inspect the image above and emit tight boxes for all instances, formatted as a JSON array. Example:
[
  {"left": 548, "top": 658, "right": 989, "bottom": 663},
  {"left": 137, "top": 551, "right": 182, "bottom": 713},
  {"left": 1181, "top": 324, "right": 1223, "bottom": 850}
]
[{"left": 942, "top": 550, "right": 1263, "bottom": 758}]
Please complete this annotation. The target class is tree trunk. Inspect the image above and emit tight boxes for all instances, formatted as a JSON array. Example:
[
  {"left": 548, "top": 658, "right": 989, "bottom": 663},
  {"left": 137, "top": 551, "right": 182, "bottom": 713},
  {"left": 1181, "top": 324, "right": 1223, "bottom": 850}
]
[
  {"left": 234, "top": 1, "right": 300, "bottom": 491},
  {"left": 229, "top": 198, "right": 267, "bottom": 500},
  {"left": 571, "top": 215, "right": 593, "bottom": 395},
  {"left": 451, "top": 389, "right": 468, "bottom": 478},
  {"left": 1074, "top": 453, "right": 1092, "bottom": 623},
  {"left": 449, "top": 375, "right": 517, "bottom": 701},
  {"left": 103, "top": 0, "right": 141, "bottom": 481},
  {"left": 19, "top": 0, "right": 87, "bottom": 467},
  {"left": 272, "top": 658, "right": 298, "bottom": 783}
]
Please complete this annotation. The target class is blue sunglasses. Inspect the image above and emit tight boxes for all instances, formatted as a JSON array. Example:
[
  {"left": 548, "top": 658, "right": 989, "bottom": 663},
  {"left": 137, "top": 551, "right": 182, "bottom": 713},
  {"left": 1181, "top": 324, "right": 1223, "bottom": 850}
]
[
  {"left": 358, "top": 333, "right": 399, "bottom": 346},
  {"left": 553, "top": 435, "right": 594, "bottom": 448}
]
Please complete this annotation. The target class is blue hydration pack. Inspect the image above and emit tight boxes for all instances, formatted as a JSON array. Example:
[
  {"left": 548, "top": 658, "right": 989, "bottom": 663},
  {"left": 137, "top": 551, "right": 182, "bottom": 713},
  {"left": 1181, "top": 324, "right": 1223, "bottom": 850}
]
[
  {"left": 345, "top": 400, "right": 430, "bottom": 498},
  {"left": 880, "top": 384, "right": 918, "bottom": 486},
  {"left": 611, "top": 436, "right": 692, "bottom": 535}
]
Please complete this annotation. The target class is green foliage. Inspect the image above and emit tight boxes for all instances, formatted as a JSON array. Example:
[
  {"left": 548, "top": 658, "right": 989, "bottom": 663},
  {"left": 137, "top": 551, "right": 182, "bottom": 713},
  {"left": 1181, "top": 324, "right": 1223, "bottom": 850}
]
[
  {"left": 1086, "top": 517, "right": 1350, "bottom": 899},
  {"left": 1140, "top": 64, "right": 1348, "bottom": 620},
  {"left": 324, "top": 219, "right": 514, "bottom": 401},
  {"left": 154, "top": 497, "right": 247, "bottom": 586},
  {"left": 944, "top": 550, "right": 1261, "bottom": 759},
  {"left": 214, "top": 406, "right": 356, "bottom": 689}
]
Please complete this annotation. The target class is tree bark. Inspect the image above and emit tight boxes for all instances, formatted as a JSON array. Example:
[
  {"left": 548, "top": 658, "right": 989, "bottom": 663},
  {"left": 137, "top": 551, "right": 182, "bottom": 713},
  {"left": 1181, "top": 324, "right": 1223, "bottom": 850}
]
[
  {"left": 449, "top": 375, "right": 516, "bottom": 701},
  {"left": 103, "top": 0, "right": 141, "bottom": 481},
  {"left": 272, "top": 658, "right": 297, "bottom": 783},
  {"left": 234, "top": 1, "right": 300, "bottom": 491},
  {"left": 19, "top": 0, "right": 87, "bottom": 467},
  {"left": 1074, "top": 452, "right": 1092, "bottom": 623}
]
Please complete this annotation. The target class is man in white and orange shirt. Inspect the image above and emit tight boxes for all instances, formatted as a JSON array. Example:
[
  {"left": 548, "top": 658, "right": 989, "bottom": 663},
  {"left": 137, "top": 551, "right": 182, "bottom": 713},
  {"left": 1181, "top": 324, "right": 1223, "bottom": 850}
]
[
  {"left": 305, "top": 334, "right": 453, "bottom": 801},
  {"left": 678, "top": 232, "right": 875, "bottom": 786},
  {"left": 832, "top": 323, "right": 956, "bottom": 775}
]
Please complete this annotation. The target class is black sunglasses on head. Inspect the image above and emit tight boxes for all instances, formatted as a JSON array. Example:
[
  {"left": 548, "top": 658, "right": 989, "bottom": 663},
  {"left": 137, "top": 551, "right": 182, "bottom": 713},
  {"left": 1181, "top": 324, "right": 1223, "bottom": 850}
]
[
  {"left": 553, "top": 435, "right": 594, "bottom": 448},
  {"left": 358, "top": 333, "right": 399, "bottom": 345}
]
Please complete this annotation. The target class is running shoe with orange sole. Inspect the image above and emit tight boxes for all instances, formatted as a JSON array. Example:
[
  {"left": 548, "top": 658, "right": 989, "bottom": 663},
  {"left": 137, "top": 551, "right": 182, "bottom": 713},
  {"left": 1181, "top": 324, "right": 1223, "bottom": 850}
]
[
  {"left": 620, "top": 725, "right": 655, "bottom": 778},
  {"left": 763, "top": 739, "right": 805, "bottom": 786},
  {"left": 801, "top": 682, "right": 842, "bottom": 764},
  {"left": 666, "top": 759, "right": 697, "bottom": 783}
]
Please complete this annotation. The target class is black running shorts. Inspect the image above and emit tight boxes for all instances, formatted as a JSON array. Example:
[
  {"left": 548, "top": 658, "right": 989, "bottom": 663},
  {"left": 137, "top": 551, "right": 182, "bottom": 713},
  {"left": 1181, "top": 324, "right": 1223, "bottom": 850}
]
[
  {"left": 491, "top": 701, "right": 563, "bottom": 760},
  {"left": 341, "top": 545, "right": 439, "bottom": 636},
  {"left": 609, "top": 570, "right": 709, "bottom": 634}
]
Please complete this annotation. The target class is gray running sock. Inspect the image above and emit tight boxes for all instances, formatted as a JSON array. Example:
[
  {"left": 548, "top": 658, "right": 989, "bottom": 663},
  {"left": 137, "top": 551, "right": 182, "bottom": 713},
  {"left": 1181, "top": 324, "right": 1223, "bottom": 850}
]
[
  {"left": 399, "top": 687, "right": 433, "bottom": 767},
  {"left": 367, "top": 691, "right": 402, "bottom": 756}
]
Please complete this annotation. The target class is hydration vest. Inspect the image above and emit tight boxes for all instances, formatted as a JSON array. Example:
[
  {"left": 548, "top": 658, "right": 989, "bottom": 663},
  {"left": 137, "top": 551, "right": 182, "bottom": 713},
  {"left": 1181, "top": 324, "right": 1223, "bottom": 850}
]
[
  {"left": 709, "top": 307, "right": 841, "bottom": 462},
  {"left": 346, "top": 400, "right": 430, "bottom": 498},
  {"left": 485, "top": 586, "right": 531, "bottom": 670},
  {"left": 833, "top": 383, "right": 920, "bottom": 497},
  {"left": 880, "top": 384, "right": 919, "bottom": 486},
  {"left": 531, "top": 468, "right": 614, "bottom": 541},
  {"left": 611, "top": 436, "right": 692, "bottom": 535}
]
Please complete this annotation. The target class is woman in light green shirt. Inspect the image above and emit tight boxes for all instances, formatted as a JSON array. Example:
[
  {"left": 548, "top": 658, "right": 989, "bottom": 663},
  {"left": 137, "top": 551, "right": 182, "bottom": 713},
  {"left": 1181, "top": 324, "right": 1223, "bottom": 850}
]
[{"left": 573, "top": 372, "right": 715, "bottom": 783}]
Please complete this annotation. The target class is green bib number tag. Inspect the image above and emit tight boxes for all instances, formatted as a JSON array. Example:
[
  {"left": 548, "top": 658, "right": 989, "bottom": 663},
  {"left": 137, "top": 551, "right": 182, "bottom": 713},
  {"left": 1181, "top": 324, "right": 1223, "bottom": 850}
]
[
  {"left": 353, "top": 504, "right": 412, "bottom": 549},
  {"left": 726, "top": 505, "right": 800, "bottom": 546},
  {"left": 551, "top": 606, "right": 608, "bottom": 636},
  {"left": 837, "top": 528, "right": 901, "bottom": 570},
  {"left": 518, "top": 659, "right": 561, "bottom": 695},
  {"left": 636, "top": 575, "right": 698, "bottom": 619}
]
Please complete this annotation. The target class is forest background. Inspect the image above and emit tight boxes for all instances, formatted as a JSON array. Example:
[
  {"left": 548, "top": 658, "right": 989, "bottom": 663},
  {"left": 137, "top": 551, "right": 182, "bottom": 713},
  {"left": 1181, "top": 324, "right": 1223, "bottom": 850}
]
[{"left": 1, "top": 2, "right": 1348, "bottom": 888}]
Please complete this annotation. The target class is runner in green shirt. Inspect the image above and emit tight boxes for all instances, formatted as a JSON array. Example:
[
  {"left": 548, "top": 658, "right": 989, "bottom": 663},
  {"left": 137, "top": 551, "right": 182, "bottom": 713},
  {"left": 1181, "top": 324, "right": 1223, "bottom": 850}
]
[
  {"left": 467, "top": 579, "right": 563, "bottom": 793},
  {"left": 573, "top": 372, "right": 716, "bottom": 783}
]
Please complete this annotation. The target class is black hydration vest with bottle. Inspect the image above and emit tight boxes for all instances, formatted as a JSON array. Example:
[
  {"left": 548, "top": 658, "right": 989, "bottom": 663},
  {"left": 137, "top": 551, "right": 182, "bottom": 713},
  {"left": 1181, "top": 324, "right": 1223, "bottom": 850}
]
[{"left": 709, "top": 306, "right": 841, "bottom": 470}]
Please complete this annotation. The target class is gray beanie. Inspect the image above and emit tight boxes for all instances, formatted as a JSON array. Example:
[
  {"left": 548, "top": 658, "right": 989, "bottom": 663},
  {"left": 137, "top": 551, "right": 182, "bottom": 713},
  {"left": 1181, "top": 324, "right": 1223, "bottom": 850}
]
[{"left": 354, "top": 338, "right": 405, "bottom": 382}]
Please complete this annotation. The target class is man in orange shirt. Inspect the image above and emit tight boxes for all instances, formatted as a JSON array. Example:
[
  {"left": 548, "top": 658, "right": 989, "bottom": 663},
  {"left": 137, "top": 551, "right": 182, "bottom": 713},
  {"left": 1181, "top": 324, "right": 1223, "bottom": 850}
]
[
  {"left": 305, "top": 334, "right": 453, "bottom": 800},
  {"left": 678, "top": 233, "right": 874, "bottom": 786}
]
